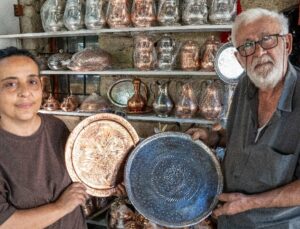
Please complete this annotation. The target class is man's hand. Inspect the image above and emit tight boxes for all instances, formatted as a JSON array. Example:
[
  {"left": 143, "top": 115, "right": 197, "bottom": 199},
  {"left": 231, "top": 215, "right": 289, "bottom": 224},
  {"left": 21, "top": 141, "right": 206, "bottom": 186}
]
[{"left": 212, "top": 193, "right": 251, "bottom": 218}]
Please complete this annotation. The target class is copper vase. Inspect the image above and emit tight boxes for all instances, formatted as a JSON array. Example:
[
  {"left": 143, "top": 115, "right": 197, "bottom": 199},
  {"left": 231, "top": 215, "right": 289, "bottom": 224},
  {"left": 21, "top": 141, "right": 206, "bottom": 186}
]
[
  {"left": 179, "top": 40, "right": 200, "bottom": 71},
  {"left": 131, "top": 0, "right": 156, "bottom": 27},
  {"left": 127, "top": 78, "right": 147, "bottom": 112},
  {"left": 107, "top": 0, "right": 131, "bottom": 28}
]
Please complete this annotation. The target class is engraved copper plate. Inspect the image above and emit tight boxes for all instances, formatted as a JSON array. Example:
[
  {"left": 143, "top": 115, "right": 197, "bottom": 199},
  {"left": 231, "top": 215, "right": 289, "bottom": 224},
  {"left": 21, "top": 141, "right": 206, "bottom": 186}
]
[
  {"left": 65, "top": 113, "right": 139, "bottom": 197},
  {"left": 125, "top": 132, "right": 223, "bottom": 228},
  {"left": 107, "top": 79, "right": 148, "bottom": 108}
]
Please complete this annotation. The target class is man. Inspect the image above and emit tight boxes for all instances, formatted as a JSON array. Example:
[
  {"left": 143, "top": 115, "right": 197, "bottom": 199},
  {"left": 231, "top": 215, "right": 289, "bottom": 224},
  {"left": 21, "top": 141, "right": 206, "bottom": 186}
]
[{"left": 188, "top": 8, "right": 300, "bottom": 228}]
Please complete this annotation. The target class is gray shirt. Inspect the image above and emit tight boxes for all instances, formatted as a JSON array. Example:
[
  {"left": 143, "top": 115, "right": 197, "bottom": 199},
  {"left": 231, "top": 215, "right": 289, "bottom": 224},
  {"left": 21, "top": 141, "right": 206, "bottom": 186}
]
[{"left": 218, "top": 63, "right": 300, "bottom": 229}]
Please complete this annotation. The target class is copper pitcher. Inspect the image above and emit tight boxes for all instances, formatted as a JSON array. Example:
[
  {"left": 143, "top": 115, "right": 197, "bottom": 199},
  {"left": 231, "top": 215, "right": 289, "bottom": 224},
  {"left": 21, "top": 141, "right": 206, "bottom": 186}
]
[
  {"left": 152, "top": 80, "right": 174, "bottom": 117},
  {"left": 41, "top": 0, "right": 65, "bottom": 32},
  {"left": 200, "top": 35, "right": 220, "bottom": 71},
  {"left": 131, "top": 0, "right": 156, "bottom": 27},
  {"left": 127, "top": 78, "right": 147, "bottom": 112},
  {"left": 156, "top": 34, "right": 179, "bottom": 70},
  {"left": 133, "top": 34, "right": 157, "bottom": 70},
  {"left": 179, "top": 40, "right": 200, "bottom": 71},
  {"left": 107, "top": 0, "right": 131, "bottom": 28},
  {"left": 175, "top": 82, "right": 198, "bottom": 118},
  {"left": 63, "top": 0, "right": 85, "bottom": 31},
  {"left": 199, "top": 80, "right": 223, "bottom": 120}
]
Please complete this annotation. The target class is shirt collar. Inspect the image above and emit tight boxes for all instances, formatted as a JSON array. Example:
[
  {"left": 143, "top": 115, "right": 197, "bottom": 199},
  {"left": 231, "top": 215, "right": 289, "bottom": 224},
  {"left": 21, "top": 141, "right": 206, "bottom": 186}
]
[{"left": 245, "top": 62, "right": 297, "bottom": 112}]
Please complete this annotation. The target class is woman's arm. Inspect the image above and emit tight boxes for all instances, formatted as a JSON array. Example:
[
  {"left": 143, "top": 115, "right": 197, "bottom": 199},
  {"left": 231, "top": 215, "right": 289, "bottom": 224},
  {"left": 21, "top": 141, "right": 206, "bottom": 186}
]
[{"left": 1, "top": 183, "right": 88, "bottom": 229}]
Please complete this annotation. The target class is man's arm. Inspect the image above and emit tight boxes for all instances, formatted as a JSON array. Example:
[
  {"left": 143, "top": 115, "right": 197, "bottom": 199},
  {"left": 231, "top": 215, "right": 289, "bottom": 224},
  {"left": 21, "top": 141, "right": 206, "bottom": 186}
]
[
  {"left": 0, "top": 183, "right": 88, "bottom": 229},
  {"left": 213, "top": 179, "right": 300, "bottom": 217}
]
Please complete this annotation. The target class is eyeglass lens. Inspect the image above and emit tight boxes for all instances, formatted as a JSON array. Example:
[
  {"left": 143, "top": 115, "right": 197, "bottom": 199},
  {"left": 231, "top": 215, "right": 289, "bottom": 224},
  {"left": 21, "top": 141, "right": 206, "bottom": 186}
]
[{"left": 238, "top": 34, "right": 280, "bottom": 57}]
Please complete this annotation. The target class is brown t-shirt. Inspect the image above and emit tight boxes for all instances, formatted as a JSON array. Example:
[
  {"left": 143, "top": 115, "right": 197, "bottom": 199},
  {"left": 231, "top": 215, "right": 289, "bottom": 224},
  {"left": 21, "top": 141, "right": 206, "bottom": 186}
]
[{"left": 0, "top": 114, "right": 87, "bottom": 229}]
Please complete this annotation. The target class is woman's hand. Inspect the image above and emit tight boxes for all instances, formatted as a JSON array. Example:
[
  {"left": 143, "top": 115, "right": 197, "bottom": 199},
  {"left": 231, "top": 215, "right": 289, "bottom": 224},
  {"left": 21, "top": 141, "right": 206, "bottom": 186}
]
[{"left": 54, "top": 182, "right": 89, "bottom": 214}]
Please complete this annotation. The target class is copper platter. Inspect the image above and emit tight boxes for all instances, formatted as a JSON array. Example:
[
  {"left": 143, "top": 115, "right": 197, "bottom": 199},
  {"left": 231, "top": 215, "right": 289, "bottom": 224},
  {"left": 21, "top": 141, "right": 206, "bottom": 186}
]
[{"left": 65, "top": 113, "right": 139, "bottom": 197}]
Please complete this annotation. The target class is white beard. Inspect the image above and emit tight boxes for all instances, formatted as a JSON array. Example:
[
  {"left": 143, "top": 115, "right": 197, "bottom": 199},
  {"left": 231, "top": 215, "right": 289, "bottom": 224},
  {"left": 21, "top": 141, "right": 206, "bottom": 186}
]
[{"left": 247, "top": 55, "right": 283, "bottom": 90}]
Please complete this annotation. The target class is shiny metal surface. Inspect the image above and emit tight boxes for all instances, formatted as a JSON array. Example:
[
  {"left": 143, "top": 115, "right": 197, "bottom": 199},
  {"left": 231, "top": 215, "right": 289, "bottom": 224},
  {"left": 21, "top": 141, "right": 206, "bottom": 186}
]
[
  {"left": 214, "top": 42, "right": 245, "bottom": 85},
  {"left": 125, "top": 132, "right": 223, "bottom": 228},
  {"left": 65, "top": 113, "right": 139, "bottom": 197},
  {"left": 107, "top": 79, "right": 148, "bottom": 108}
]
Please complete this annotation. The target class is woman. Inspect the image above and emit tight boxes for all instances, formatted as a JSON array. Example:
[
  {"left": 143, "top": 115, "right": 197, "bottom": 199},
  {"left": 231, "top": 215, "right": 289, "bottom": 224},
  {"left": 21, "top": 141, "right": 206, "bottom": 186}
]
[{"left": 0, "top": 46, "right": 88, "bottom": 228}]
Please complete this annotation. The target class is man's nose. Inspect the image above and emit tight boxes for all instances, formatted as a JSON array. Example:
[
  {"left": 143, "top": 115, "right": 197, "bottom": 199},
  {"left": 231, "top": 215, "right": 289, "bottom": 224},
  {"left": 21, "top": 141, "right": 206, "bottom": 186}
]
[{"left": 253, "top": 43, "right": 267, "bottom": 57}]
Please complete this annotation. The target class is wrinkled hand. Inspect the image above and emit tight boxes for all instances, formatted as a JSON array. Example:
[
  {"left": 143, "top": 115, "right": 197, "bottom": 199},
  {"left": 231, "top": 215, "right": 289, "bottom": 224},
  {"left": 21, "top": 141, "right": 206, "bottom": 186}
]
[
  {"left": 212, "top": 193, "right": 251, "bottom": 218},
  {"left": 185, "top": 127, "right": 209, "bottom": 142},
  {"left": 112, "top": 182, "right": 127, "bottom": 197},
  {"left": 54, "top": 182, "right": 89, "bottom": 214}
]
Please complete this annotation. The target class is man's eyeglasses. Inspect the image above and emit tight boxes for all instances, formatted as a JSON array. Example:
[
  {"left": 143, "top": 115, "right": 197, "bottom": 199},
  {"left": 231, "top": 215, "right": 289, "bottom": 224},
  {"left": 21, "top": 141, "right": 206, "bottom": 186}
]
[{"left": 236, "top": 34, "right": 286, "bottom": 57}]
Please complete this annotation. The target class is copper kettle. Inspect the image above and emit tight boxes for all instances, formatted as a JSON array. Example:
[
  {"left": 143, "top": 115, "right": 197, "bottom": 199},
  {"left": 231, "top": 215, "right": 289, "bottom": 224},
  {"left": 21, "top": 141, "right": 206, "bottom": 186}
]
[{"left": 179, "top": 40, "right": 200, "bottom": 71}]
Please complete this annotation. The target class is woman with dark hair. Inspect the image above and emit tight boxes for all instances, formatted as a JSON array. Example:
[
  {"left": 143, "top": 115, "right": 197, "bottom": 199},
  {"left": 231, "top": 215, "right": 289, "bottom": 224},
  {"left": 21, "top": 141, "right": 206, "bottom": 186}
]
[{"left": 0, "top": 46, "right": 88, "bottom": 228}]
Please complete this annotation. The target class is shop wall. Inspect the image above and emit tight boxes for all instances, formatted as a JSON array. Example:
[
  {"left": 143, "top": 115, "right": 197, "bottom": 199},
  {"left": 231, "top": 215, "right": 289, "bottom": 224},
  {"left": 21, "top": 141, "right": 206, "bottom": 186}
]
[{"left": 14, "top": 0, "right": 299, "bottom": 136}]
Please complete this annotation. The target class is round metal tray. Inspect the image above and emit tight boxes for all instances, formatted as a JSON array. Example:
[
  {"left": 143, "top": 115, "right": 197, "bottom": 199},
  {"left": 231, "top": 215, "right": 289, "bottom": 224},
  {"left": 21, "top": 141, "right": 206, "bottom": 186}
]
[
  {"left": 214, "top": 42, "right": 245, "bottom": 85},
  {"left": 65, "top": 113, "right": 139, "bottom": 197},
  {"left": 125, "top": 132, "right": 223, "bottom": 228},
  {"left": 107, "top": 79, "right": 148, "bottom": 108}
]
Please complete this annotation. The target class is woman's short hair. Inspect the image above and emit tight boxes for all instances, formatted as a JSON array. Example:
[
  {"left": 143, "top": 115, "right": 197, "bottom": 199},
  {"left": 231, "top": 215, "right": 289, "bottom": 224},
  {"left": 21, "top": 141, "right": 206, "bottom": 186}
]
[{"left": 0, "top": 46, "right": 40, "bottom": 73}]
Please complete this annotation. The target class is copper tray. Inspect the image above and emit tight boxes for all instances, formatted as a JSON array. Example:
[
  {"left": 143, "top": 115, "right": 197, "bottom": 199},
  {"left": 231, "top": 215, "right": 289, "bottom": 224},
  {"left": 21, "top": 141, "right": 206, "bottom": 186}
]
[
  {"left": 65, "top": 113, "right": 139, "bottom": 197},
  {"left": 125, "top": 132, "right": 223, "bottom": 228}
]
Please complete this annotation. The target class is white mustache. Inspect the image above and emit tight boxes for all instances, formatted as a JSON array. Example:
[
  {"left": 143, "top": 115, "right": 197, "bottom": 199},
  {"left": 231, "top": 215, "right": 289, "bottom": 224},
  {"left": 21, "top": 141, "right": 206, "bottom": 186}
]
[{"left": 252, "top": 55, "right": 274, "bottom": 68}]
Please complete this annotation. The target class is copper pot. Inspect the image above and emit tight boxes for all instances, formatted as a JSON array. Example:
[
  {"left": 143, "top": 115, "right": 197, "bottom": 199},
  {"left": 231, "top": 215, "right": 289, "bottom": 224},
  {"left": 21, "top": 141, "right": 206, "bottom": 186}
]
[
  {"left": 179, "top": 40, "right": 200, "bottom": 71},
  {"left": 133, "top": 35, "right": 156, "bottom": 70},
  {"left": 131, "top": 0, "right": 156, "bottom": 27},
  {"left": 43, "top": 94, "right": 60, "bottom": 111},
  {"left": 60, "top": 96, "right": 78, "bottom": 112},
  {"left": 200, "top": 35, "right": 220, "bottom": 71}
]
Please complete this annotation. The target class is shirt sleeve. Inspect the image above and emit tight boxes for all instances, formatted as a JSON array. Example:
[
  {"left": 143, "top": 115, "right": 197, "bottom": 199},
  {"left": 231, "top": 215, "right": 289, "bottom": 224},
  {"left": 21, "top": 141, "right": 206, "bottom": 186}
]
[{"left": 0, "top": 179, "right": 16, "bottom": 225}]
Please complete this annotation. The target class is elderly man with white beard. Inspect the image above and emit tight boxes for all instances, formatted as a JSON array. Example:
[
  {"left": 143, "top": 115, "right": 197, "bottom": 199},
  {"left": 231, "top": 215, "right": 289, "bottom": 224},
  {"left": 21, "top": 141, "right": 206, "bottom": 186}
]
[{"left": 187, "top": 8, "right": 300, "bottom": 228}]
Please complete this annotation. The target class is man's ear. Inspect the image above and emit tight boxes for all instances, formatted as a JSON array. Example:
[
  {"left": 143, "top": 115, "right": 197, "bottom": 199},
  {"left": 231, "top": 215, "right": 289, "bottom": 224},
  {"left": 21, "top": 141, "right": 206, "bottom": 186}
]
[{"left": 285, "top": 33, "right": 293, "bottom": 55}]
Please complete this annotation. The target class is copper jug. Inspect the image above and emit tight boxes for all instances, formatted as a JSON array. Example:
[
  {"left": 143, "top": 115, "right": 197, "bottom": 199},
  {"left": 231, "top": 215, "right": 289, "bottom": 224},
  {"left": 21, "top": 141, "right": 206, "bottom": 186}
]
[
  {"left": 152, "top": 80, "right": 174, "bottom": 117},
  {"left": 127, "top": 78, "right": 147, "bottom": 112},
  {"left": 107, "top": 0, "right": 131, "bottom": 28},
  {"left": 179, "top": 41, "right": 200, "bottom": 71},
  {"left": 131, "top": 0, "right": 156, "bottom": 27},
  {"left": 182, "top": 0, "right": 208, "bottom": 25},
  {"left": 175, "top": 82, "right": 198, "bottom": 118},
  {"left": 209, "top": 0, "right": 237, "bottom": 24},
  {"left": 157, "top": 0, "right": 179, "bottom": 26},
  {"left": 133, "top": 34, "right": 157, "bottom": 70},
  {"left": 199, "top": 80, "right": 223, "bottom": 120},
  {"left": 85, "top": 0, "right": 106, "bottom": 29},
  {"left": 200, "top": 35, "right": 220, "bottom": 71}
]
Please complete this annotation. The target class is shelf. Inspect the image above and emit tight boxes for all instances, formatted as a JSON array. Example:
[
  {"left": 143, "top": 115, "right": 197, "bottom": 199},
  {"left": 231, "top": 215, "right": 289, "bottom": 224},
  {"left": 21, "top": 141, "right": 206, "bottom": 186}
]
[
  {"left": 0, "top": 24, "right": 232, "bottom": 39},
  {"left": 40, "top": 69, "right": 217, "bottom": 77},
  {"left": 39, "top": 110, "right": 216, "bottom": 125}
]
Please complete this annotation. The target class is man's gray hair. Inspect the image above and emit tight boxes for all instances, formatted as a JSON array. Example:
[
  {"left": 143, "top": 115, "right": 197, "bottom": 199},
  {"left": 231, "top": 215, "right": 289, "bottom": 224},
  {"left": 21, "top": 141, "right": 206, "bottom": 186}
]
[{"left": 231, "top": 8, "right": 289, "bottom": 47}]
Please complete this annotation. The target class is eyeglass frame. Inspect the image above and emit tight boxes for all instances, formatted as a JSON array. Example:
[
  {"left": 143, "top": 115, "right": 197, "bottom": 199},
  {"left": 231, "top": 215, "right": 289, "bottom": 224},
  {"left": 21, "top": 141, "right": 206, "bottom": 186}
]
[{"left": 236, "top": 33, "right": 287, "bottom": 57}]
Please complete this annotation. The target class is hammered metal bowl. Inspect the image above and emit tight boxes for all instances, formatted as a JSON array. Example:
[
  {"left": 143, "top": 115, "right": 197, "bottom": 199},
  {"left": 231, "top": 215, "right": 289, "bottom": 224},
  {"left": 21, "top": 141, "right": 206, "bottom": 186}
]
[{"left": 125, "top": 132, "right": 223, "bottom": 228}]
